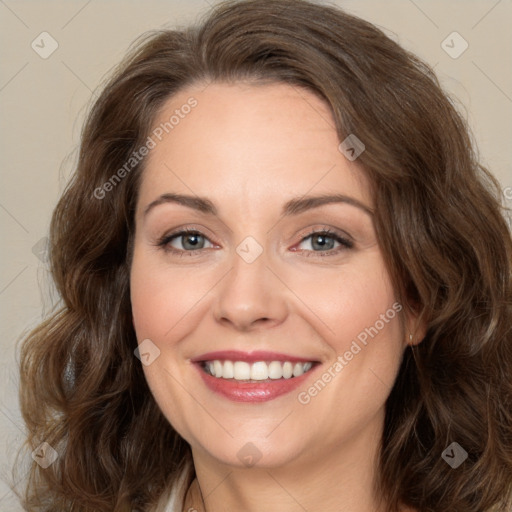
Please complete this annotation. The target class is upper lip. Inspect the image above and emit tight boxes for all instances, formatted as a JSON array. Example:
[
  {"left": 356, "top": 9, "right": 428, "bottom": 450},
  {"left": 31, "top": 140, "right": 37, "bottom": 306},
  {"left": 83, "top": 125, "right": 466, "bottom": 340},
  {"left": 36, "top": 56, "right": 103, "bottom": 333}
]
[{"left": 190, "top": 350, "right": 320, "bottom": 363}]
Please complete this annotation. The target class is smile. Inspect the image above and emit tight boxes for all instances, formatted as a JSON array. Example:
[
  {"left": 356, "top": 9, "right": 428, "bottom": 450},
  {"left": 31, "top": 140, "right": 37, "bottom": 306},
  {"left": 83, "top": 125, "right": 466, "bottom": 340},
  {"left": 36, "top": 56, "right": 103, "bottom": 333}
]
[
  {"left": 201, "top": 360, "right": 315, "bottom": 381},
  {"left": 191, "top": 350, "right": 321, "bottom": 402}
]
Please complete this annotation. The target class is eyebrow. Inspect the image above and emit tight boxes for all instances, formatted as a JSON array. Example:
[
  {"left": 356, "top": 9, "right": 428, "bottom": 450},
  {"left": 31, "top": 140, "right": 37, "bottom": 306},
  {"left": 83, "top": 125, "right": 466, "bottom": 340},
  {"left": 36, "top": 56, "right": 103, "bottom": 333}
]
[{"left": 143, "top": 192, "right": 374, "bottom": 218}]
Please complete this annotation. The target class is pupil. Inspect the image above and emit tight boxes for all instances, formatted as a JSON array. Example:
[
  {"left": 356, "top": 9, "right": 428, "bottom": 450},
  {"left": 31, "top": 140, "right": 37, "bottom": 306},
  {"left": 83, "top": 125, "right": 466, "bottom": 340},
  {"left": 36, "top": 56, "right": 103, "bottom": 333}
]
[
  {"left": 184, "top": 234, "right": 202, "bottom": 249},
  {"left": 313, "top": 234, "right": 333, "bottom": 250}
]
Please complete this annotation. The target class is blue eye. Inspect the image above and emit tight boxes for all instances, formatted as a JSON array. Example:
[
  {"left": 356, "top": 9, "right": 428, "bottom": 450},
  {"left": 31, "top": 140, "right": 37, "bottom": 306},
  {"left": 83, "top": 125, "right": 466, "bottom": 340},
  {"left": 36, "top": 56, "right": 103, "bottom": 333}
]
[
  {"left": 157, "top": 229, "right": 213, "bottom": 255},
  {"left": 295, "top": 229, "right": 353, "bottom": 257},
  {"left": 156, "top": 227, "right": 353, "bottom": 257}
]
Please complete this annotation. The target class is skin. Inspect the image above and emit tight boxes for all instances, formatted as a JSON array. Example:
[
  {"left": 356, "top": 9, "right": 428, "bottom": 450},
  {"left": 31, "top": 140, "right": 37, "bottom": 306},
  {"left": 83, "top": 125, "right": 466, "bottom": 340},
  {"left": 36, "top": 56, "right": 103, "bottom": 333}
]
[{"left": 130, "top": 82, "right": 425, "bottom": 512}]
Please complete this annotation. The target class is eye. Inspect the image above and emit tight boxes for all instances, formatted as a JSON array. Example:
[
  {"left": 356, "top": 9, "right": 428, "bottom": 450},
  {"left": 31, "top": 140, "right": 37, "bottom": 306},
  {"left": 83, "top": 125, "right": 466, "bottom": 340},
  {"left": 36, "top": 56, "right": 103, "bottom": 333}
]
[
  {"left": 155, "top": 226, "right": 354, "bottom": 258},
  {"left": 294, "top": 228, "right": 354, "bottom": 257},
  {"left": 157, "top": 228, "right": 214, "bottom": 256}
]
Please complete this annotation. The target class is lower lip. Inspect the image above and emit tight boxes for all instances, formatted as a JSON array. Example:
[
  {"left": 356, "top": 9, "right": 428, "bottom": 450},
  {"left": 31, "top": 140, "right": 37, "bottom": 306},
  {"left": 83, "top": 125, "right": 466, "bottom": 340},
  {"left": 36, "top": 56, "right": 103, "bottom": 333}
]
[{"left": 194, "top": 363, "right": 319, "bottom": 402}]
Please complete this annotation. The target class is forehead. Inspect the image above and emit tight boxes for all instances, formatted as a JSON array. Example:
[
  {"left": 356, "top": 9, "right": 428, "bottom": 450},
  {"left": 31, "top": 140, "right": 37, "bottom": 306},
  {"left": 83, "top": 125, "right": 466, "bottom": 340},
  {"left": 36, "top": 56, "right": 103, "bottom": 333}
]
[{"left": 137, "top": 81, "right": 371, "bottom": 214}]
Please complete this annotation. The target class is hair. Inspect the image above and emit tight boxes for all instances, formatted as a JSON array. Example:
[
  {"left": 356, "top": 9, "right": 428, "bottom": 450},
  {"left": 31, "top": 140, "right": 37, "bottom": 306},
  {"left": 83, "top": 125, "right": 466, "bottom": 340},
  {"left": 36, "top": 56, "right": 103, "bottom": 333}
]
[{"left": 16, "top": 0, "right": 512, "bottom": 511}]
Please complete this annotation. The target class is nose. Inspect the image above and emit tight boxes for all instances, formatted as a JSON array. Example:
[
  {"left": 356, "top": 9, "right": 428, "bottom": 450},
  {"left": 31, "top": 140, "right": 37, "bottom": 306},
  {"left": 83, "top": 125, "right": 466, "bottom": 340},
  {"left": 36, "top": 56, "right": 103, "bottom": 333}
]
[{"left": 212, "top": 245, "right": 289, "bottom": 331}]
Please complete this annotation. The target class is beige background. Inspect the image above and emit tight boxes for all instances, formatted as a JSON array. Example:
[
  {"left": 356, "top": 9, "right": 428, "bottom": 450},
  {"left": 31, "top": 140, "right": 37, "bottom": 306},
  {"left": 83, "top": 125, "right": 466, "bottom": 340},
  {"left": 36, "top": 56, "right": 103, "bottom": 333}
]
[{"left": 1, "top": 0, "right": 511, "bottom": 508}]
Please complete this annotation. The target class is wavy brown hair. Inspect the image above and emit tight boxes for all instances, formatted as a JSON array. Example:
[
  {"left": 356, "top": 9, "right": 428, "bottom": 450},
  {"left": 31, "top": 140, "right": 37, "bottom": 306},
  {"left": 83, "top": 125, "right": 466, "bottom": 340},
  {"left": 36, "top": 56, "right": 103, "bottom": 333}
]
[{"left": 17, "top": 0, "right": 512, "bottom": 511}]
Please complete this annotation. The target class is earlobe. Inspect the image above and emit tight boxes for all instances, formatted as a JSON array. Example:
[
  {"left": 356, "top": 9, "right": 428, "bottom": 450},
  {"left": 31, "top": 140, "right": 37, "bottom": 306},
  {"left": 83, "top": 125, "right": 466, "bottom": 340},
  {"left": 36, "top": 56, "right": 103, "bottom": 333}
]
[
  {"left": 405, "top": 308, "right": 428, "bottom": 347},
  {"left": 407, "top": 321, "right": 428, "bottom": 346},
  {"left": 407, "top": 332, "right": 422, "bottom": 346}
]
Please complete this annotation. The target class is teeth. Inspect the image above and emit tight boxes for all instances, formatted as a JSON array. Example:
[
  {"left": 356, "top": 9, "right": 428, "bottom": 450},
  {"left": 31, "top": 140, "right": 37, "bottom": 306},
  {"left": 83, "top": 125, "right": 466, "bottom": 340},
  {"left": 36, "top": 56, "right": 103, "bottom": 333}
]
[
  {"left": 223, "top": 360, "right": 234, "bottom": 379},
  {"left": 282, "top": 361, "right": 293, "bottom": 379},
  {"left": 293, "top": 362, "right": 303, "bottom": 377},
  {"left": 251, "top": 361, "right": 268, "bottom": 380},
  {"left": 268, "top": 361, "right": 283, "bottom": 379},
  {"left": 214, "top": 360, "right": 223, "bottom": 378},
  {"left": 204, "top": 360, "right": 315, "bottom": 380},
  {"left": 233, "top": 361, "right": 250, "bottom": 380}
]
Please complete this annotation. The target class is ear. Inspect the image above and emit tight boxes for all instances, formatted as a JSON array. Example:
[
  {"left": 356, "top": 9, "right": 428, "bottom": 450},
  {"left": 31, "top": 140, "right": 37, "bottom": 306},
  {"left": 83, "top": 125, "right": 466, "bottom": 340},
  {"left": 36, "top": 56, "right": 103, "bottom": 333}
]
[{"left": 403, "top": 305, "right": 428, "bottom": 347}]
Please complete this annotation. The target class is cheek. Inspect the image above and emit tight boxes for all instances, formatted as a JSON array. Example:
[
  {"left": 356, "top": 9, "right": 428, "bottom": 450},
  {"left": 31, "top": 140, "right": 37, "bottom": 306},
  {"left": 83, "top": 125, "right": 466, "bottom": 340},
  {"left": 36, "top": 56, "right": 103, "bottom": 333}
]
[
  {"left": 341, "top": 276, "right": 399, "bottom": 348},
  {"left": 129, "top": 249, "right": 203, "bottom": 437},
  {"left": 290, "top": 257, "right": 400, "bottom": 349},
  {"left": 292, "top": 267, "right": 404, "bottom": 437},
  {"left": 292, "top": 258, "right": 404, "bottom": 401},
  {"left": 130, "top": 249, "right": 209, "bottom": 341}
]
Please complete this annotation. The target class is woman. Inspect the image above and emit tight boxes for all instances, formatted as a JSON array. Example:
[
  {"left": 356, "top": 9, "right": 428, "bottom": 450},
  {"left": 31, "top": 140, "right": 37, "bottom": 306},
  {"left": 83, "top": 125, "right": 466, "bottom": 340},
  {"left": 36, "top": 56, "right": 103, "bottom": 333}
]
[{"left": 18, "top": 0, "right": 512, "bottom": 511}]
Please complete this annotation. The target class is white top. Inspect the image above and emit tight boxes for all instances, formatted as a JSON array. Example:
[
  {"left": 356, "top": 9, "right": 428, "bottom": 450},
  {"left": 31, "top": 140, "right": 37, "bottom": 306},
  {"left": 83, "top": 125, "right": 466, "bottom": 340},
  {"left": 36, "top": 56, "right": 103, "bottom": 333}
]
[{"left": 163, "top": 464, "right": 191, "bottom": 512}]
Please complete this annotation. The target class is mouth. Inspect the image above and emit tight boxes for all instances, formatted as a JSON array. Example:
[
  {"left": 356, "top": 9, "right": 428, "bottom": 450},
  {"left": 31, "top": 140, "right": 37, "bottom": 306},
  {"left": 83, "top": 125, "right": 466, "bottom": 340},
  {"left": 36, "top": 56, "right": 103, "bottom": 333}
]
[
  {"left": 191, "top": 350, "right": 322, "bottom": 402},
  {"left": 199, "top": 359, "right": 318, "bottom": 382}
]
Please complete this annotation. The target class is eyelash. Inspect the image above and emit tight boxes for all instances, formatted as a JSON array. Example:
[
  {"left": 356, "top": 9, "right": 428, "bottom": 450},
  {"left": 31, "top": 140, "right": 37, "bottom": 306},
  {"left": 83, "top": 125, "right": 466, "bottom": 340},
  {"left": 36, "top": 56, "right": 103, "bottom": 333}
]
[
  {"left": 155, "top": 226, "right": 354, "bottom": 258},
  {"left": 298, "top": 227, "right": 354, "bottom": 257}
]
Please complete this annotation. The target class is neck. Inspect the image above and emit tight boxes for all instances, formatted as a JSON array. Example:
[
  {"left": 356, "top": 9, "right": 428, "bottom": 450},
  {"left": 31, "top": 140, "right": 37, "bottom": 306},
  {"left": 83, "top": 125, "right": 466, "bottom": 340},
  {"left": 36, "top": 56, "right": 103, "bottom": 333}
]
[{"left": 184, "top": 411, "right": 394, "bottom": 512}]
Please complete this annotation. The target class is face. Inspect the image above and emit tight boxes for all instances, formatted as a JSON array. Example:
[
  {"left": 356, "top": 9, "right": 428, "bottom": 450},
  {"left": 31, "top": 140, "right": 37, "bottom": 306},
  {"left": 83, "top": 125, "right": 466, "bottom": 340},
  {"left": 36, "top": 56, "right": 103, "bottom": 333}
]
[{"left": 130, "top": 81, "right": 417, "bottom": 471}]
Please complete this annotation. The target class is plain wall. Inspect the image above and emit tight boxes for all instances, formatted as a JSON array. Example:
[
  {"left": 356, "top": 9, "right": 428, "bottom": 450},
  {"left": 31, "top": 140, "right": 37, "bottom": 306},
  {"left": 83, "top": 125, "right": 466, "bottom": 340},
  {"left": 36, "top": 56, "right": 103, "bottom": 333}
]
[{"left": 1, "top": 0, "right": 511, "bottom": 508}]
